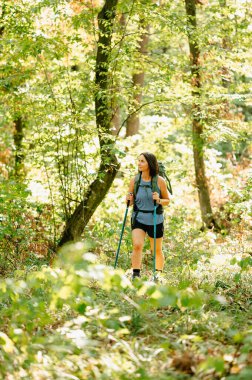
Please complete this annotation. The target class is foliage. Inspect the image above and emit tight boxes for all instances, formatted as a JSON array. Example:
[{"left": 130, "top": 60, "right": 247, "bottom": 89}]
[
  {"left": 0, "top": 179, "right": 53, "bottom": 276},
  {"left": 0, "top": 242, "right": 251, "bottom": 379},
  {"left": 1, "top": 0, "right": 251, "bottom": 230},
  {"left": 0, "top": 0, "right": 251, "bottom": 378}
]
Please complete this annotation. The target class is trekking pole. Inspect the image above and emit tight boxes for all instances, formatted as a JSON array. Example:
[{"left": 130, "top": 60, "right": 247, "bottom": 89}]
[
  {"left": 153, "top": 200, "right": 157, "bottom": 280},
  {"left": 114, "top": 199, "right": 130, "bottom": 269}
]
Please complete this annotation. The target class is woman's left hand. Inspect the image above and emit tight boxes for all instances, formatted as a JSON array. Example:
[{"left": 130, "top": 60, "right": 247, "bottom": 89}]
[{"left": 152, "top": 192, "right": 160, "bottom": 202}]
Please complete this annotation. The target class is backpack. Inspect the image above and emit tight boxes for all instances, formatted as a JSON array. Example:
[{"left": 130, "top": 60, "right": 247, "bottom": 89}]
[
  {"left": 133, "top": 161, "right": 172, "bottom": 215},
  {"left": 156, "top": 161, "right": 172, "bottom": 195}
]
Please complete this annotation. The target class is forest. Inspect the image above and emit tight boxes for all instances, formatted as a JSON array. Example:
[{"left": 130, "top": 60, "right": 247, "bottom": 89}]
[{"left": 0, "top": 0, "right": 251, "bottom": 379}]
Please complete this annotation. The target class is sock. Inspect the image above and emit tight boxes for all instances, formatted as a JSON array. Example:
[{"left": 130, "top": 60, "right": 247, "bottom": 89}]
[{"left": 133, "top": 269, "right": 141, "bottom": 277}]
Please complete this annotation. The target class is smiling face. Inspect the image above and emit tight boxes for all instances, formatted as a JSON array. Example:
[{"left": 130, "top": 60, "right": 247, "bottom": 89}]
[{"left": 138, "top": 154, "right": 149, "bottom": 173}]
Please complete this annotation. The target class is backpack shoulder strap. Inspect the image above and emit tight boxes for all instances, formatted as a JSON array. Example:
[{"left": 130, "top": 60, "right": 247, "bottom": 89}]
[
  {"left": 151, "top": 175, "right": 159, "bottom": 193},
  {"left": 133, "top": 172, "right": 142, "bottom": 196},
  {"left": 152, "top": 175, "right": 164, "bottom": 214}
]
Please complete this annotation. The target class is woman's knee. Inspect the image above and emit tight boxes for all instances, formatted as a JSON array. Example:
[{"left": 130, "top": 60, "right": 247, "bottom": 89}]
[{"left": 133, "top": 241, "right": 143, "bottom": 252}]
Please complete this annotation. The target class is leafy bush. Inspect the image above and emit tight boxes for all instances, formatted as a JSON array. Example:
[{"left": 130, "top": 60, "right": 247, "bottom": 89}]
[
  {"left": 0, "top": 242, "right": 251, "bottom": 379},
  {"left": 0, "top": 179, "right": 51, "bottom": 275}
]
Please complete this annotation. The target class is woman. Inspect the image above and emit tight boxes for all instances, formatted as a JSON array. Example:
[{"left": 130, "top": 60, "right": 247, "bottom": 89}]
[{"left": 126, "top": 152, "right": 170, "bottom": 280}]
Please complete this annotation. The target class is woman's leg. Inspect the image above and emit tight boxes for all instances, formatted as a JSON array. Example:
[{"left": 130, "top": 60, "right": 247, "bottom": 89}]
[
  {"left": 149, "top": 237, "right": 164, "bottom": 270},
  {"left": 131, "top": 228, "right": 146, "bottom": 269}
]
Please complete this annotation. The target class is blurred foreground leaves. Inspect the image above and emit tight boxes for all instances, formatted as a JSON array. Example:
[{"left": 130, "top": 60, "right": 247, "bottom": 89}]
[{"left": 0, "top": 242, "right": 251, "bottom": 379}]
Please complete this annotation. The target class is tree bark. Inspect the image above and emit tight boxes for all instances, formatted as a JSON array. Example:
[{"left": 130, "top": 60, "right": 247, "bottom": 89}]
[
  {"left": 58, "top": 0, "right": 120, "bottom": 247},
  {"left": 1, "top": 4, "right": 25, "bottom": 178},
  {"left": 184, "top": 0, "right": 218, "bottom": 229},
  {"left": 0, "top": 1, "right": 6, "bottom": 36},
  {"left": 110, "top": 13, "right": 126, "bottom": 136},
  {"left": 111, "top": 103, "right": 121, "bottom": 135},
  {"left": 13, "top": 116, "right": 25, "bottom": 176},
  {"left": 126, "top": 21, "right": 149, "bottom": 137}
]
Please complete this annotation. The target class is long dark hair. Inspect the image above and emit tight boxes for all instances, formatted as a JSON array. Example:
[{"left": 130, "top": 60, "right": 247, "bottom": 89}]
[{"left": 139, "top": 152, "right": 159, "bottom": 178}]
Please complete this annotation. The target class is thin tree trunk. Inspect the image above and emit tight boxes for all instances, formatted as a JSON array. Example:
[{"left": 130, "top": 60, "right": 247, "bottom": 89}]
[
  {"left": 110, "top": 13, "right": 126, "bottom": 136},
  {"left": 111, "top": 104, "right": 121, "bottom": 135},
  {"left": 0, "top": 1, "right": 6, "bottom": 36},
  {"left": 185, "top": 0, "right": 218, "bottom": 229},
  {"left": 13, "top": 116, "right": 25, "bottom": 176},
  {"left": 58, "top": 0, "right": 119, "bottom": 247},
  {"left": 126, "top": 22, "right": 149, "bottom": 137},
  {"left": 219, "top": 0, "right": 231, "bottom": 119},
  {"left": 1, "top": 4, "right": 25, "bottom": 178}
]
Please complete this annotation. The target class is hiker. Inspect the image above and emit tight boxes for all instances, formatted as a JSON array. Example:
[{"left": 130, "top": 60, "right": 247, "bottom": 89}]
[{"left": 126, "top": 152, "right": 170, "bottom": 279}]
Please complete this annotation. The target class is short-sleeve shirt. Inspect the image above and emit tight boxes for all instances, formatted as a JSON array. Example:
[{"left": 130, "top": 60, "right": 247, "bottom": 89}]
[{"left": 132, "top": 178, "right": 164, "bottom": 225}]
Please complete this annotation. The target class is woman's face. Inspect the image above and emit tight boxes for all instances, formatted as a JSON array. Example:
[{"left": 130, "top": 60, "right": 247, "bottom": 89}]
[{"left": 138, "top": 154, "right": 149, "bottom": 172}]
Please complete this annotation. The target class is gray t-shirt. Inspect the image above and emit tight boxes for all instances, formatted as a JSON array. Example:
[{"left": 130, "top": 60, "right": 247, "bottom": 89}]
[{"left": 132, "top": 178, "right": 164, "bottom": 225}]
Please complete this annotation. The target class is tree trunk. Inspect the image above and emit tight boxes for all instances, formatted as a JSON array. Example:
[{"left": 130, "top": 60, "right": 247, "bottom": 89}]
[
  {"left": 13, "top": 116, "right": 25, "bottom": 176},
  {"left": 0, "top": 1, "right": 6, "bottom": 36},
  {"left": 58, "top": 0, "right": 120, "bottom": 247},
  {"left": 126, "top": 22, "right": 149, "bottom": 137},
  {"left": 111, "top": 104, "right": 121, "bottom": 135},
  {"left": 184, "top": 0, "right": 218, "bottom": 229},
  {"left": 1, "top": 5, "right": 25, "bottom": 178},
  {"left": 110, "top": 13, "right": 126, "bottom": 136}
]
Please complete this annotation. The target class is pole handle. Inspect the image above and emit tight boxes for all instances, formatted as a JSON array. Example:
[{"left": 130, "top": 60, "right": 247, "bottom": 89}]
[{"left": 127, "top": 199, "right": 130, "bottom": 207}]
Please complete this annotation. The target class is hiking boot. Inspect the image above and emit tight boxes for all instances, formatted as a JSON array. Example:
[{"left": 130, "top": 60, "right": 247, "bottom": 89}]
[
  {"left": 153, "top": 271, "right": 165, "bottom": 284},
  {"left": 131, "top": 273, "right": 141, "bottom": 281},
  {"left": 132, "top": 269, "right": 141, "bottom": 281}
]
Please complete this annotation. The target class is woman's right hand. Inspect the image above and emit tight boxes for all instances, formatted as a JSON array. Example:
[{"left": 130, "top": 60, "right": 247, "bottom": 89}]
[{"left": 126, "top": 192, "right": 134, "bottom": 204}]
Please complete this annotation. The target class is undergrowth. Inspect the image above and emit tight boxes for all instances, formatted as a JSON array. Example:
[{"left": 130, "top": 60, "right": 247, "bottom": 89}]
[{"left": 0, "top": 240, "right": 251, "bottom": 380}]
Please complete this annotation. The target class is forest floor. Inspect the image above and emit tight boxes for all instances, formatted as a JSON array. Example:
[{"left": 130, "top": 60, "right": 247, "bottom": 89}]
[
  {"left": 0, "top": 220, "right": 251, "bottom": 380},
  {"left": 75, "top": 214, "right": 252, "bottom": 380}
]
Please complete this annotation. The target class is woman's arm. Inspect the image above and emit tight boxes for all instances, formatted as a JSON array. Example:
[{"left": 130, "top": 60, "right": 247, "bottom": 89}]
[{"left": 157, "top": 176, "right": 170, "bottom": 206}]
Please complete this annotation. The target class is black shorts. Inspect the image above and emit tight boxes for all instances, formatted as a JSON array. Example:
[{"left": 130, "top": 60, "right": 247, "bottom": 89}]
[{"left": 132, "top": 219, "right": 164, "bottom": 238}]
